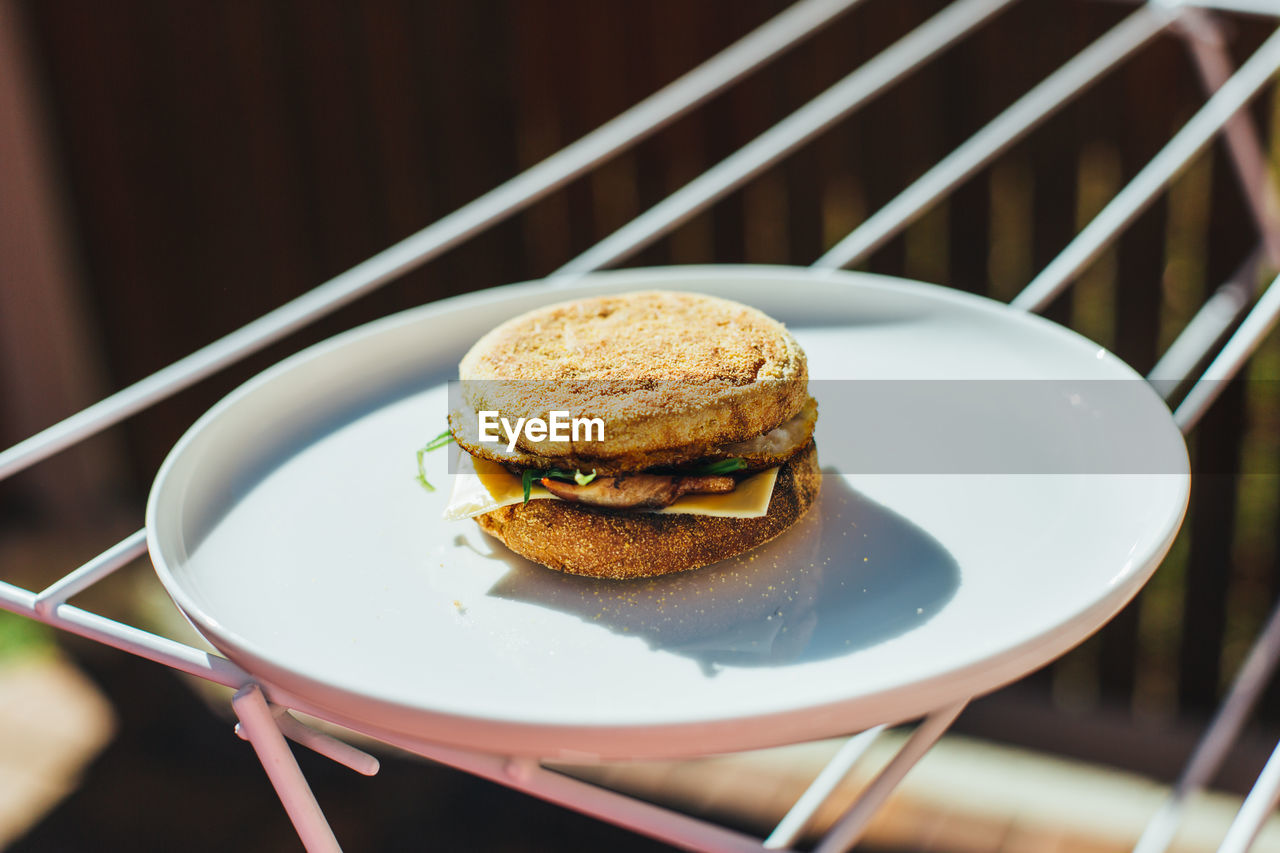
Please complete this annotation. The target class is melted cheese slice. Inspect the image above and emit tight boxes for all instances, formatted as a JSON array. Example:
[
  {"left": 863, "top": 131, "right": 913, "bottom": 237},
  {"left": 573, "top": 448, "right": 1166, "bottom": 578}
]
[{"left": 443, "top": 450, "right": 778, "bottom": 521}]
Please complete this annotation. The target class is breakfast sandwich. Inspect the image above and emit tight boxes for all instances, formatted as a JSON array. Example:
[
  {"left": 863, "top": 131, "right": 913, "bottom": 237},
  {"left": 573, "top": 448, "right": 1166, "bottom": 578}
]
[{"left": 442, "top": 290, "right": 819, "bottom": 579}]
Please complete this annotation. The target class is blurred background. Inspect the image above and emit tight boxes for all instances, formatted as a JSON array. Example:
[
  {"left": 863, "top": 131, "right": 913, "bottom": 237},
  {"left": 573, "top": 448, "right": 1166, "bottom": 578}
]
[{"left": 1, "top": 0, "right": 1279, "bottom": 850}]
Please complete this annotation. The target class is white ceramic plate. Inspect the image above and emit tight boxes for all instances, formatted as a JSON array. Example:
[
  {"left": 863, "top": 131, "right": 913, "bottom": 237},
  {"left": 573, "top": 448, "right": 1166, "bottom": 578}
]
[{"left": 146, "top": 267, "right": 1190, "bottom": 760}]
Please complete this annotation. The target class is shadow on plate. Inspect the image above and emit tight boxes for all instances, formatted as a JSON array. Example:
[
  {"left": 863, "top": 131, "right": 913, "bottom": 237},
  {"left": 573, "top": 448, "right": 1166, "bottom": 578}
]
[{"left": 483, "top": 474, "right": 959, "bottom": 674}]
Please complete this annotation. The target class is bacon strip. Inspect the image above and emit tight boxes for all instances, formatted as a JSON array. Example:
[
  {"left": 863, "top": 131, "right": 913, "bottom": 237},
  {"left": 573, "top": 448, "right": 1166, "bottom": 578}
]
[{"left": 540, "top": 473, "right": 735, "bottom": 509}]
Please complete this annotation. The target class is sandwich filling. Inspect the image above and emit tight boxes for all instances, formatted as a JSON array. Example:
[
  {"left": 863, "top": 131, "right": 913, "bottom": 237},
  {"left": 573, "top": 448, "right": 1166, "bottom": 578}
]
[
  {"left": 442, "top": 452, "right": 781, "bottom": 520},
  {"left": 539, "top": 472, "right": 736, "bottom": 509},
  {"left": 443, "top": 399, "right": 816, "bottom": 521}
]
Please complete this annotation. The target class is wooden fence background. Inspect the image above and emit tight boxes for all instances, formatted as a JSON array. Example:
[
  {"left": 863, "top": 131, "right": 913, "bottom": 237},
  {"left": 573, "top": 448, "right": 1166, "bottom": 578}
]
[{"left": 6, "top": 0, "right": 1280, "bottom": 755}]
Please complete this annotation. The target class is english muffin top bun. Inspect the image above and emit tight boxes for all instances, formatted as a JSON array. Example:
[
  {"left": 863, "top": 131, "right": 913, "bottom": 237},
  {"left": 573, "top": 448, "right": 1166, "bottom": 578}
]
[{"left": 443, "top": 290, "right": 820, "bottom": 579}]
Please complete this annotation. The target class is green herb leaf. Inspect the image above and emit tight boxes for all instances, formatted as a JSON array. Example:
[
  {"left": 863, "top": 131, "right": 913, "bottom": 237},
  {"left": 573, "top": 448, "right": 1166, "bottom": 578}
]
[
  {"left": 415, "top": 447, "right": 436, "bottom": 492},
  {"left": 574, "top": 469, "right": 598, "bottom": 486},
  {"left": 414, "top": 428, "right": 456, "bottom": 492},
  {"left": 424, "top": 428, "right": 454, "bottom": 451},
  {"left": 691, "top": 457, "right": 747, "bottom": 475},
  {"left": 518, "top": 467, "right": 580, "bottom": 502}
]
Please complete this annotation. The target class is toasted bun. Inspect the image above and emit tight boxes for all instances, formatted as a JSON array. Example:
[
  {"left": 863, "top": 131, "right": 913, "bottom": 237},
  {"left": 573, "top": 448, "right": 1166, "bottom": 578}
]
[
  {"left": 473, "top": 442, "right": 821, "bottom": 579},
  {"left": 453, "top": 291, "right": 808, "bottom": 471}
]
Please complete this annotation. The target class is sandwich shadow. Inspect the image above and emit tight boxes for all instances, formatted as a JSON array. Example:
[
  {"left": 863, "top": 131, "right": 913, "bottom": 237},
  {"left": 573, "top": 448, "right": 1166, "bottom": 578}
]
[{"left": 485, "top": 474, "right": 960, "bottom": 673}]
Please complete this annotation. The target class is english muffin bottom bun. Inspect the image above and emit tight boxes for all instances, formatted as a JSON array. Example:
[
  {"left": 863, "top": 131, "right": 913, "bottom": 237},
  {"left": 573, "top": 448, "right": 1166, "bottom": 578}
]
[{"left": 443, "top": 290, "right": 820, "bottom": 579}]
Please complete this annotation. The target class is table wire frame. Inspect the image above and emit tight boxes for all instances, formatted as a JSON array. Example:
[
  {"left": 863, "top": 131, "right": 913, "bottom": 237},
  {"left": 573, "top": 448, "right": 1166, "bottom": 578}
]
[{"left": 3, "top": 1, "right": 1280, "bottom": 851}]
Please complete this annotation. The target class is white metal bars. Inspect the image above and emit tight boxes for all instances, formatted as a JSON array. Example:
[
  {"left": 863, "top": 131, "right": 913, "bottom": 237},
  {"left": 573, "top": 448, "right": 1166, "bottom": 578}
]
[
  {"left": 232, "top": 685, "right": 342, "bottom": 853},
  {"left": 784, "top": 5, "right": 1280, "bottom": 850},
  {"left": 0, "top": 538, "right": 245, "bottom": 688},
  {"left": 1178, "top": 8, "right": 1280, "bottom": 267},
  {"left": 763, "top": 726, "right": 887, "bottom": 849},
  {"left": 0, "top": 2, "right": 867, "bottom": 845},
  {"left": 0, "top": 0, "right": 864, "bottom": 485},
  {"left": 1176, "top": 270, "right": 1280, "bottom": 431},
  {"left": 552, "top": 0, "right": 1016, "bottom": 278},
  {"left": 1127, "top": 267, "right": 1280, "bottom": 853},
  {"left": 1119, "top": 17, "right": 1280, "bottom": 853},
  {"left": 0, "top": 0, "right": 865, "bottom": 746},
  {"left": 813, "top": 703, "right": 969, "bottom": 853},
  {"left": 1011, "top": 19, "right": 1280, "bottom": 312},
  {"left": 980, "top": 6, "right": 1280, "bottom": 853},
  {"left": 1134, "top": 595, "right": 1280, "bottom": 853},
  {"left": 813, "top": 2, "right": 1178, "bottom": 270},
  {"left": 1, "top": 0, "right": 1280, "bottom": 851},
  {"left": 1221, "top": 743, "right": 1280, "bottom": 853}
]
